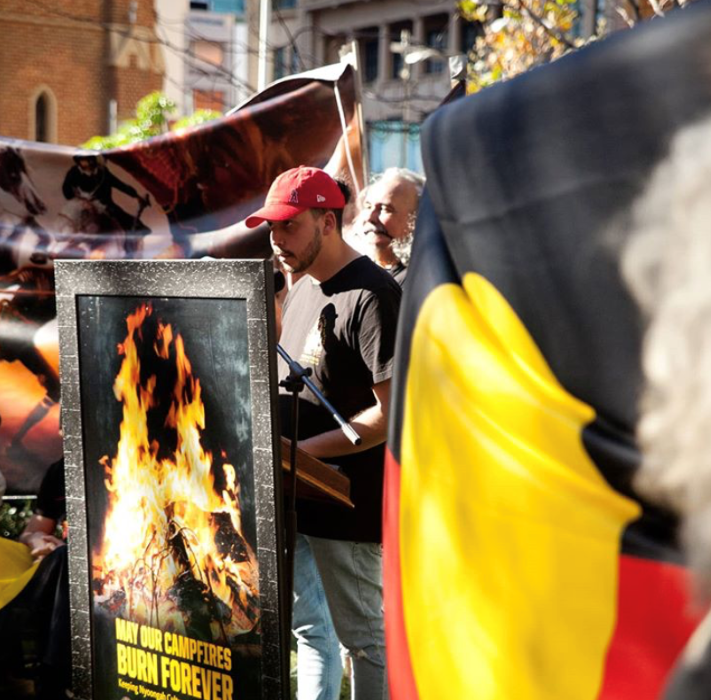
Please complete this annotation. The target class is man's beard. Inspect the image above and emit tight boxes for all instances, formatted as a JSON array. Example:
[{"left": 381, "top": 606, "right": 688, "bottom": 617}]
[
  {"left": 284, "top": 225, "right": 323, "bottom": 274},
  {"left": 391, "top": 233, "right": 413, "bottom": 265}
]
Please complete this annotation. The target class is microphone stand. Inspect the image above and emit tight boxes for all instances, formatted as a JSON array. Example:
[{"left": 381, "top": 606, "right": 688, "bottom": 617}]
[{"left": 277, "top": 343, "right": 361, "bottom": 666}]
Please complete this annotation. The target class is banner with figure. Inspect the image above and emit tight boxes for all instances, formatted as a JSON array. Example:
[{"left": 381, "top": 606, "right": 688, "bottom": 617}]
[
  {"left": 0, "top": 63, "right": 363, "bottom": 494},
  {"left": 385, "top": 6, "right": 711, "bottom": 700}
]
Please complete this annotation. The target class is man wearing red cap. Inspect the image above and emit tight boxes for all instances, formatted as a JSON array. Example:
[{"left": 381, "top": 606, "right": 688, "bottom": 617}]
[{"left": 247, "top": 166, "right": 401, "bottom": 700}]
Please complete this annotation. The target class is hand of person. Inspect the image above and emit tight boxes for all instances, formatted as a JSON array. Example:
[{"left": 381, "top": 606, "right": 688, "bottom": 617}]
[{"left": 27, "top": 532, "right": 64, "bottom": 561}]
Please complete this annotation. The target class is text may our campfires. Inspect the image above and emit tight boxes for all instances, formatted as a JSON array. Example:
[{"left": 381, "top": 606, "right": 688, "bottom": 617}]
[{"left": 115, "top": 617, "right": 234, "bottom": 700}]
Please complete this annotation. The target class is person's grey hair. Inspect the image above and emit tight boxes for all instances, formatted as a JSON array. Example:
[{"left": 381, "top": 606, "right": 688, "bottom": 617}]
[
  {"left": 378, "top": 167, "right": 426, "bottom": 198},
  {"left": 622, "top": 114, "right": 711, "bottom": 594},
  {"left": 358, "top": 168, "right": 426, "bottom": 206}
]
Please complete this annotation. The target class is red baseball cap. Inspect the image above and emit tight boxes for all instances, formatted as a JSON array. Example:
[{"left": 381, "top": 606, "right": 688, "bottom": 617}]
[{"left": 245, "top": 166, "right": 346, "bottom": 228}]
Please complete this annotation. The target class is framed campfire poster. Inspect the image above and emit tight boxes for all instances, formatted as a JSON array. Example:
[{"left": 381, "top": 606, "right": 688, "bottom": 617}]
[{"left": 55, "top": 260, "right": 287, "bottom": 700}]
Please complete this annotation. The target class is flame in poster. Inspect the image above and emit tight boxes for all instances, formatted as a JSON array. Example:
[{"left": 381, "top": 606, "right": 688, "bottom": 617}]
[{"left": 92, "top": 303, "right": 259, "bottom": 640}]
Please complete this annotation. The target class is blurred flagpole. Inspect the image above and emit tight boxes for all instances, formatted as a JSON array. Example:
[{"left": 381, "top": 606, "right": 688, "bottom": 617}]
[{"left": 336, "top": 40, "right": 367, "bottom": 193}]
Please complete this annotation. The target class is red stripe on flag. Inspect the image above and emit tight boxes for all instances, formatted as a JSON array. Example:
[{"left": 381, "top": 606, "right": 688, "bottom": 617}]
[
  {"left": 384, "top": 447, "right": 420, "bottom": 700},
  {"left": 598, "top": 553, "right": 701, "bottom": 699}
]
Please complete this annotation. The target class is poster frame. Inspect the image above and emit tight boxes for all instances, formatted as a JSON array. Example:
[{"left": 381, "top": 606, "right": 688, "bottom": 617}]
[{"left": 54, "top": 258, "right": 286, "bottom": 700}]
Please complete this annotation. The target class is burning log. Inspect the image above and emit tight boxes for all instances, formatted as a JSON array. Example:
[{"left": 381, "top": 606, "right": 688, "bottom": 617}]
[{"left": 91, "top": 304, "right": 260, "bottom": 641}]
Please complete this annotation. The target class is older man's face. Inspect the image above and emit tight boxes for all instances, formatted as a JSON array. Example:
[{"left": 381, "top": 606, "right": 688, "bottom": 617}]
[{"left": 356, "top": 178, "right": 418, "bottom": 251}]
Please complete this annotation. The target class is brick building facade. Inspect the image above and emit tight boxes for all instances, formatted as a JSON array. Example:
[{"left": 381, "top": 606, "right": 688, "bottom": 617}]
[{"left": 0, "top": 0, "right": 164, "bottom": 146}]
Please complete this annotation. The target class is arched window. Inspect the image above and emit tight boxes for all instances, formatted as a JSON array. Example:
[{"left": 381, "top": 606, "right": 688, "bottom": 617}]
[
  {"left": 29, "top": 87, "right": 57, "bottom": 144},
  {"left": 35, "top": 92, "right": 49, "bottom": 142}
]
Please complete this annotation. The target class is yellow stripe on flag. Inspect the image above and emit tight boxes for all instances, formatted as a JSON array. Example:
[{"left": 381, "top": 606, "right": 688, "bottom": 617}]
[{"left": 399, "top": 274, "right": 640, "bottom": 700}]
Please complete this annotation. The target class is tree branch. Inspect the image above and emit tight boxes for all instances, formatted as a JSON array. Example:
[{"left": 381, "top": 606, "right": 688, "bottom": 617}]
[
  {"left": 626, "top": 0, "right": 643, "bottom": 21},
  {"left": 505, "top": 0, "right": 577, "bottom": 50}
]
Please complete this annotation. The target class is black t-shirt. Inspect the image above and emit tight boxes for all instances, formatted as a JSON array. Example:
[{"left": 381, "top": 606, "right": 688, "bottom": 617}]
[
  {"left": 279, "top": 256, "right": 402, "bottom": 542},
  {"left": 388, "top": 261, "right": 407, "bottom": 286},
  {"left": 35, "top": 458, "right": 66, "bottom": 522}
]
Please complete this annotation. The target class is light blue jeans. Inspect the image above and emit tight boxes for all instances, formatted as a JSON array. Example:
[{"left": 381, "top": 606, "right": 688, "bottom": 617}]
[
  {"left": 293, "top": 533, "right": 343, "bottom": 700},
  {"left": 292, "top": 533, "right": 388, "bottom": 700}
]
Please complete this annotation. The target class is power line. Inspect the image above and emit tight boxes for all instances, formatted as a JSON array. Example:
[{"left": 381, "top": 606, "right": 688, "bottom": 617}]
[
  {"left": 24, "top": 0, "right": 258, "bottom": 94},
  {"left": 19, "top": 1, "right": 462, "bottom": 105},
  {"left": 159, "top": 28, "right": 255, "bottom": 94},
  {"left": 180, "top": 18, "right": 266, "bottom": 59},
  {"left": 273, "top": 7, "right": 307, "bottom": 73}
]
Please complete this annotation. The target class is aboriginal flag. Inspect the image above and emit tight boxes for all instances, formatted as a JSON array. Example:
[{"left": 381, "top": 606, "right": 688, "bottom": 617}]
[{"left": 384, "top": 5, "right": 711, "bottom": 699}]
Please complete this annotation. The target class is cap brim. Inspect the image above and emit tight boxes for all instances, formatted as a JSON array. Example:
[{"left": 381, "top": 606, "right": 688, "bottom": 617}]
[{"left": 245, "top": 202, "right": 306, "bottom": 228}]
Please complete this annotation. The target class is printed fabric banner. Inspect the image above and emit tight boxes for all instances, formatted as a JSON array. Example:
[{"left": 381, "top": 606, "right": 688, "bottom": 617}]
[
  {"left": 0, "top": 63, "right": 363, "bottom": 494},
  {"left": 385, "top": 6, "right": 711, "bottom": 700}
]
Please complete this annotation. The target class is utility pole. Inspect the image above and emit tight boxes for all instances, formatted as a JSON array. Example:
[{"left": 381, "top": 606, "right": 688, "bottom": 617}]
[
  {"left": 258, "top": 0, "right": 271, "bottom": 91},
  {"left": 391, "top": 29, "right": 413, "bottom": 169}
]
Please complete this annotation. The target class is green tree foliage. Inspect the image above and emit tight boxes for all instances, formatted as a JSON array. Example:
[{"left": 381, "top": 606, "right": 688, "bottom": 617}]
[
  {"left": 82, "top": 92, "right": 222, "bottom": 149},
  {"left": 458, "top": 0, "right": 586, "bottom": 93},
  {"left": 173, "top": 109, "right": 223, "bottom": 131},
  {"left": 458, "top": 0, "right": 696, "bottom": 93},
  {"left": 0, "top": 499, "right": 34, "bottom": 540}
]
